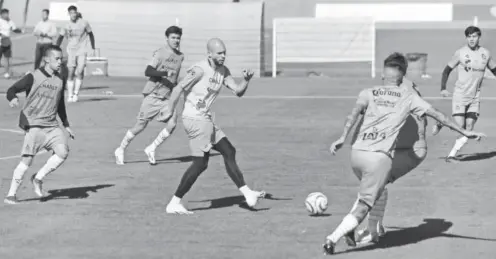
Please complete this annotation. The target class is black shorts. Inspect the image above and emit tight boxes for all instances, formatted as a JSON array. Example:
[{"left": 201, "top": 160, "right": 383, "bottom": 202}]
[{"left": 0, "top": 45, "right": 12, "bottom": 59}]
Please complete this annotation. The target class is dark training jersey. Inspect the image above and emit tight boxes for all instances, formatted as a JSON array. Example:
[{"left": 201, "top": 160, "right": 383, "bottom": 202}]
[{"left": 6, "top": 68, "right": 69, "bottom": 130}]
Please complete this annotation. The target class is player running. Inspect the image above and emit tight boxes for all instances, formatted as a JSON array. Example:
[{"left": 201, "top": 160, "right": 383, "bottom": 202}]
[
  {"left": 322, "top": 53, "right": 485, "bottom": 255},
  {"left": 433, "top": 26, "right": 496, "bottom": 162},
  {"left": 114, "top": 26, "right": 183, "bottom": 165},
  {"left": 56, "top": 5, "right": 95, "bottom": 103},
  {"left": 4, "top": 45, "right": 75, "bottom": 204},
  {"left": 351, "top": 77, "right": 429, "bottom": 245},
  {"left": 162, "top": 38, "right": 265, "bottom": 214}
]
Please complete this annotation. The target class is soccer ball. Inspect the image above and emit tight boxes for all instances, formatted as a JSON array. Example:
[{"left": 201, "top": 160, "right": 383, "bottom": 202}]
[{"left": 305, "top": 192, "right": 328, "bottom": 215}]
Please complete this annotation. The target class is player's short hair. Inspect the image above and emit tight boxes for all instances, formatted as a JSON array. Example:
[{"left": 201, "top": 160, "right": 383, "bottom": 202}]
[
  {"left": 464, "top": 26, "right": 481, "bottom": 37},
  {"left": 383, "top": 52, "right": 408, "bottom": 75},
  {"left": 165, "top": 26, "right": 183, "bottom": 37},
  {"left": 68, "top": 5, "right": 78, "bottom": 12},
  {"left": 44, "top": 45, "right": 63, "bottom": 57},
  {"left": 1, "top": 9, "right": 9, "bottom": 14},
  {"left": 77, "top": 12, "right": 83, "bottom": 18},
  {"left": 42, "top": 9, "right": 50, "bottom": 15}
]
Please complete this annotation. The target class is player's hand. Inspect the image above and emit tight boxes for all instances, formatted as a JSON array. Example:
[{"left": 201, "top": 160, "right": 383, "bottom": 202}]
[
  {"left": 462, "top": 130, "right": 485, "bottom": 141},
  {"left": 66, "top": 127, "right": 75, "bottom": 139},
  {"left": 9, "top": 98, "right": 19, "bottom": 108},
  {"left": 440, "top": 90, "right": 450, "bottom": 97},
  {"left": 329, "top": 137, "right": 346, "bottom": 155},
  {"left": 242, "top": 69, "right": 254, "bottom": 81}
]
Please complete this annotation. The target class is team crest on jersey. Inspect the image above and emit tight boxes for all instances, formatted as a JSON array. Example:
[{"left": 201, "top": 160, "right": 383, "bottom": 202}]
[{"left": 482, "top": 54, "right": 487, "bottom": 60}]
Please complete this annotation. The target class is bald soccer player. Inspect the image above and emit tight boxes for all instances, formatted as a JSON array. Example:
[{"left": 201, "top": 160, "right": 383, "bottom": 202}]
[
  {"left": 161, "top": 38, "right": 265, "bottom": 214},
  {"left": 433, "top": 26, "right": 496, "bottom": 162},
  {"left": 4, "top": 45, "right": 75, "bottom": 204},
  {"left": 57, "top": 5, "right": 95, "bottom": 103},
  {"left": 322, "top": 52, "right": 485, "bottom": 255},
  {"left": 114, "top": 26, "right": 184, "bottom": 165}
]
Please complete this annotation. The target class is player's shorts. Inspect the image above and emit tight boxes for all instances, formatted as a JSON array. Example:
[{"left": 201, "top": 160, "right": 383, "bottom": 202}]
[
  {"left": 21, "top": 127, "right": 68, "bottom": 156},
  {"left": 389, "top": 142, "right": 427, "bottom": 183},
  {"left": 66, "top": 50, "right": 87, "bottom": 68},
  {"left": 137, "top": 95, "right": 175, "bottom": 122},
  {"left": 350, "top": 149, "right": 393, "bottom": 208},
  {"left": 0, "top": 45, "right": 12, "bottom": 59},
  {"left": 452, "top": 96, "right": 480, "bottom": 117},
  {"left": 182, "top": 117, "right": 226, "bottom": 157}
]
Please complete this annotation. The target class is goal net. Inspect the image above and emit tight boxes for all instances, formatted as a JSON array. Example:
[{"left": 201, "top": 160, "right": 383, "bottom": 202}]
[{"left": 272, "top": 17, "right": 375, "bottom": 78}]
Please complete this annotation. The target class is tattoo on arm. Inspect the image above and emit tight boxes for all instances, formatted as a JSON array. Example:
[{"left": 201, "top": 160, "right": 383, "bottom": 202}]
[
  {"left": 426, "top": 107, "right": 465, "bottom": 135},
  {"left": 340, "top": 104, "right": 365, "bottom": 139}
]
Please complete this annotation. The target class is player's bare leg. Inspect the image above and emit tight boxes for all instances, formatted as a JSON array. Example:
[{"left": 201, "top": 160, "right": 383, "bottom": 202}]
[
  {"left": 166, "top": 153, "right": 210, "bottom": 215},
  {"left": 144, "top": 116, "right": 177, "bottom": 165},
  {"left": 72, "top": 60, "right": 85, "bottom": 102},
  {"left": 66, "top": 67, "right": 76, "bottom": 102},
  {"left": 31, "top": 144, "right": 69, "bottom": 197},
  {"left": 446, "top": 115, "right": 470, "bottom": 162},
  {"left": 115, "top": 120, "right": 148, "bottom": 165},
  {"left": 4, "top": 155, "right": 34, "bottom": 204},
  {"left": 213, "top": 138, "right": 266, "bottom": 207},
  {"left": 4, "top": 56, "right": 11, "bottom": 78}
]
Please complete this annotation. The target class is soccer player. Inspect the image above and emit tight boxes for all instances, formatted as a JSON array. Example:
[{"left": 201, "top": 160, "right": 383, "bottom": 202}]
[
  {"left": 114, "top": 26, "right": 184, "bottom": 165},
  {"left": 433, "top": 26, "right": 496, "bottom": 162},
  {"left": 322, "top": 53, "right": 485, "bottom": 255},
  {"left": 353, "top": 77, "right": 429, "bottom": 245},
  {"left": 33, "top": 9, "right": 58, "bottom": 70},
  {"left": 162, "top": 38, "right": 265, "bottom": 214},
  {"left": 56, "top": 5, "right": 96, "bottom": 103},
  {"left": 0, "top": 8, "right": 23, "bottom": 79},
  {"left": 4, "top": 45, "right": 75, "bottom": 204}
]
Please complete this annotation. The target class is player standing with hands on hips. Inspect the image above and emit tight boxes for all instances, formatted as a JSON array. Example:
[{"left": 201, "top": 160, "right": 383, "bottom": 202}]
[
  {"left": 4, "top": 45, "right": 75, "bottom": 204},
  {"left": 162, "top": 38, "right": 265, "bottom": 214},
  {"left": 322, "top": 52, "right": 485, "bottom": 255}
]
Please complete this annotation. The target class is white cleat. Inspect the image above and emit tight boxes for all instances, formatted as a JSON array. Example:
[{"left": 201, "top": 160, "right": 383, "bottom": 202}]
[
  {"left": 114, "top": 148, "right": 125, "bottom": 165},
  {"left": 72, "top": 95, "right": 79, "bottom": 102},
  {"left": 166, "top": 203, "right": 193, "bottom": 215},
  {"left": 67, "top": 96, "right": 74, "bottom": 103},
  {"left": 356, "top": 224, "right": 385, "bottom": 245},
  {"left": 432, "top": 123, "right": 443, "bottom": 136},
  {"left": 144, "top": 146, "right": 156, "bottom": 165},
  {"left": 244, "top": 190, "right": 266, "bottom": 208}
]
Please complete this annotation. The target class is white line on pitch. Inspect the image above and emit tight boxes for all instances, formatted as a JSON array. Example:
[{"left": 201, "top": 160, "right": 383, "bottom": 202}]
[
  {"left": 0, "top": 150, "right": 47, "bottom": 161},
  {"left": 0, "top": 128, "right": 24, "bottom": 134}
]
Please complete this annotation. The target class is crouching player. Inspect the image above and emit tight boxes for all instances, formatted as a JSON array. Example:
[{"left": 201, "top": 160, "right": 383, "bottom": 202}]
[
  {"left": 4, "top": 45, "right": 75, "bottom": 204},
  {"left": 322, "top": 53, "right": 485, "bottom": 255}
]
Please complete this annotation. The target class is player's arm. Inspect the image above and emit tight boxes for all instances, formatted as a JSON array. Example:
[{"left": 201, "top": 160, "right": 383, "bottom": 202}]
[
  {"left": 6, "top": 74, "right": 34, "bottom": 107},
  {"left": 441, "top": 50, "right": 460, "bottom": 92},
  {"left": 56, "top": 27, "right": 66, "bottom": 46},
  {"left": 223, "top": 69, "right": 254, "bottom": 97},
  {"left": 168, "top": 66, "right": 203, "bottom": 113},
  {"left": 10, "top": 21, "right": 22, "bottom": 34},
  {"left": 338, "top": 90, "right": 369, "bottom": 140},
  {"left": 33, "top": 22, "right": 43, "bottom": 36},
  {"left": 487, "top": 54, "right": 496, "bottom": 76},
  {"left": 85, "top": 21, "right": 95, "bottom": 50},
  {"left": 47, "top": 22, "right": 58, "bottom": 39}
]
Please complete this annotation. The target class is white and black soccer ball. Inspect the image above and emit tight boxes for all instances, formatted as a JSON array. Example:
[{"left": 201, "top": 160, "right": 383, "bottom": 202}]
[{"left": 305, "top": 192, "right": 328, "bottom": 215}]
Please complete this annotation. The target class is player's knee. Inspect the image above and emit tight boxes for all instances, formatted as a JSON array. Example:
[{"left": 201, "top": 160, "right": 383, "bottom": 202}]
[
  {"left": 350, "top": 199, "right": 370, "bottom": 221},
  {"left": 20, "top": 155, "right": 34, "bottom": 167},
  {"left": 53, "top": 145, "right": 69, "bottom": 160},
  {"left": 192, "top": 155, "right": 209, "bottom": 172},
  {"left": 132, "top": 120, "right": 148, "bottom": 134},
  {"left": 166, "top": 120, "right": 177, "bottom": 133}
]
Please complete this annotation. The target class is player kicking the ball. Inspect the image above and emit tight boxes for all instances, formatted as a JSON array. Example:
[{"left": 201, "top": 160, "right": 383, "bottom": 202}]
[
  {"left": 162, "top": 38, "right": 265, "bottom": 214},
  {"left": 114, "top": 26, "right": 184, "bottom": 165},
  {"left": 433, "top": 26, "right": 496, "bottom": 162},
  {"left": 322, "top": 53, "right": 485, "bottom": 255},
  {"left": 4, "top": 45, "right": 75, "bottom": 204}
]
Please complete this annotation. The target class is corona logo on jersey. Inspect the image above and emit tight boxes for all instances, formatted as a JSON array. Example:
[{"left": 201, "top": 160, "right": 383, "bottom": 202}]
[{"left": 372, "top": 88, "right": 402, "bottom": 98}]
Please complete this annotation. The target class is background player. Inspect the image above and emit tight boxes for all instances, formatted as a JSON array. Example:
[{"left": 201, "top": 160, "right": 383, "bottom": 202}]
[
  {"left": 162, "top": 38, "right": 265, "bottom": 215},
  {"left": 322, "top": 53, "right": 485, "bottom": 255},
  {"left": 56, "top": 5, "right": 95, "bottom": 103},
  {"left": 33, "top": 9, "right": 58, "bottom": 70},
  {"left": 114, "top": 26, "right": 183, "bottom": 165},
  {"left": 433, "top": 26, "right": 496, "bottom": 162},
  {"left": 4, "top": 45, "right": 75, "bottom": 204},
  {"left": 0, "top": 8, "right": 23, "bottom": 79}
]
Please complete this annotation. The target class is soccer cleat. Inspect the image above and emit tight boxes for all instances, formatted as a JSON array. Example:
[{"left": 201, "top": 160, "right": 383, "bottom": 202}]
[
  {"left": 4, "top": 72, "right": 10, "bottom": 79},
  {"left": 67, "top": 96, "right": 74, "bottom": 103},
  {"left": 432, "top": 123, "right": 443, "bottom": 136},
  {"left": 356, "top": 229, "right": 380, "bottom": 245},
  {"left": 144, "top": 146, "right": 157, "bottom": 165},
  {"left": 72, "top": 95, "right": 79, "bottom": 102},
  {"left": 378, "top": 224, "right": 386, "bottom": 237},
  {"left": 4, "top": 196, "right": 18, "bottom": 205},
  {"left": 323, "top": 239, "right": 336, "bottom": 255},
  {"left": 344, "top": 231, "right": 357, "bottom": 247},
  {"left": 166, "top": 203, "right": 193, "bottom": 215},
  {"left": 244, "top": 190, "right": 266, "bottom": 208},
  {"left": 114, "top": 148, "right": 125, "bottom": 165},
  {"left": 31, "top": 174, "right": 44, "bottom": 197},
  {"left": 445, "top": 156, "right": 460, "bottom": 163}
]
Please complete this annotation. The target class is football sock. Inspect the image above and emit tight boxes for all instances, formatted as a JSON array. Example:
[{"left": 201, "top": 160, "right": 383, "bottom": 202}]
[
  {"left": 35, "top": 155, "right": 65, "bottom": 181},
  {"left": 327, "top": 214, "right": 359, "bottom": 243},
  {"left": 448, "top": 136, "right": 468, "bottom": 157},
  {"left": 150, "top": 129, "right": 170, "bottom": 150},
  {"left": 369, "top": 188, "right": 388, "bottom": 233},
  {"left": 119, "top": 130, "right": 135, "bottom": 150},
  {"left": 7, "top": 162, "right": 29, "bottom": 197},
  {"left": 174, "top": 156, "right": 208, "bottom": 198},
  {"left": 74, "top": 78, "right": 83, "bottom": 96},
  {"left": 66, "top": 80, "right": 75, "bottom": 97}
]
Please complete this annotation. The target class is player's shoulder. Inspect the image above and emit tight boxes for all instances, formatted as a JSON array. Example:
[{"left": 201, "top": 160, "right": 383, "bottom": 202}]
[
  {"left": 479, "top": 46, "right": 491, "bottom": 56},
  {"left": 187, "top": 65, "right": 205, "bottom": 78}
]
